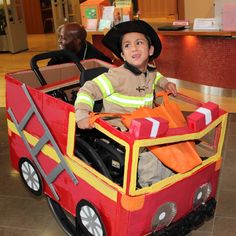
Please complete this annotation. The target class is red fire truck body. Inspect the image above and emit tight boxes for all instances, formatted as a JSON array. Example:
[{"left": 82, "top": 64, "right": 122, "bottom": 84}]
[{"left": 5, "top": 59, "right": 228, "bottom": 236}]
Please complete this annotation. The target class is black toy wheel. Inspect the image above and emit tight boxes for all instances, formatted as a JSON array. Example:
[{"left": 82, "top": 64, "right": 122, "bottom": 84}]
[
  {"left": 94, "top": 139, "right": 124, "bottom": 184},
  {"left": 77, "top": 200, "right": 106, "bottom": 236},
  {"left": 74, "top": 137, "right": 112, "bottom": 180},
  {"left": 18, "top": 158, "right": 43, "bottom": 196},
  {"left": 48, "top": 89, "right": 69, "bottom": 102},
  {"left": 47, "top": 197, "right": 77, "bottom": 236}
]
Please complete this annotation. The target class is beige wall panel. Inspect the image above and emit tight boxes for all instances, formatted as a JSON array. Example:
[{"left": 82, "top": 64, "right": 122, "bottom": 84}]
[
  {"left": 184, "top": 0, "right": 214, "bottom": 23},
  {"left": 138, "top": 0, "right": 178, "bottom": 19}
]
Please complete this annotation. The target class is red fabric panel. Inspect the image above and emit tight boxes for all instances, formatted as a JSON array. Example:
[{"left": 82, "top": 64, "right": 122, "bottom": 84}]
[{"left": 156, "top": 35, "right": 236, "bottom": 89}]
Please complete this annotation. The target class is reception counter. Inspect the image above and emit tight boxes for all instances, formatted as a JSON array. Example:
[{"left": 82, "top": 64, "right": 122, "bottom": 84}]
[
  {"left": 157, "top": 29, "right": 236, "bottom": 37},
  {"left": 154, "top": 29, "right": 236, "bottom": 89},
  {"left": 89, "top": 29, "right": 236, "bottom": 89}
]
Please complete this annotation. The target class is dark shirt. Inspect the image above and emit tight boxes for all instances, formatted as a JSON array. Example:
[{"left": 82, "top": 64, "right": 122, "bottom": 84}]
[{"left": 47, "top": 41, "right": 112, "bottom": 65}]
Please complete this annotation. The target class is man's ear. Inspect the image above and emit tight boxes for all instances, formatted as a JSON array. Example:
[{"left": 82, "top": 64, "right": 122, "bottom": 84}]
[{"left": 149, "top": 45, "right": 154, "bottom": 56}]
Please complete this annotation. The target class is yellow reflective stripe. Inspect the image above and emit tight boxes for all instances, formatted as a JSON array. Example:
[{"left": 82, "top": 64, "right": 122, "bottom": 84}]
[
  {"left": 74, "top": 93, "right": 94, "bottom": 109},
  {"left": 153, "top": 72, "right": 163, "bottom": 89},
  {"left": 144, "top": 95, "right": 153, "bottom": 106},
  {"left": 93, "top": 74, "right": 114, "bottom": 97},
  {"left": 105, "top": 93, "right": 153, "bottom": 108}
]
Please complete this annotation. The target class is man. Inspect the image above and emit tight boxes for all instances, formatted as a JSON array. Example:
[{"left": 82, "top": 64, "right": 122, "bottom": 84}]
[{"left": 48, "top": 22, "right": 112, "bottom": 65}]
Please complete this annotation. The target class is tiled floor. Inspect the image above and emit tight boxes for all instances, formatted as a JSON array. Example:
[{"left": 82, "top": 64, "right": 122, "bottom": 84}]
[
  {"left": 0, "top": 108, "right": 64, "bottom": 236},
  {"left": 0, "top": 107, "right": 236, "bottom": 235}
]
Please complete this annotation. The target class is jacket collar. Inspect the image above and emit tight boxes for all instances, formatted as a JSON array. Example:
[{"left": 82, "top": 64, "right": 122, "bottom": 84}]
[
  {"left": 124, "top": 62, "right": 156, "bottom": 75},
  {"left": 77, "top": 41, "right": 88, "bottom": 60}
]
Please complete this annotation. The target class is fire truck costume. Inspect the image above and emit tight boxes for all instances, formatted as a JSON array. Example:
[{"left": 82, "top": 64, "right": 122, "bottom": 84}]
[{"left": 74, "top": 20, "right": 174, "bottom": 186}]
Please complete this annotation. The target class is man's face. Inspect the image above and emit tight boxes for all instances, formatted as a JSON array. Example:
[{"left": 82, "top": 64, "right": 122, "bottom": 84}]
[
  {"left": 57, "top": 26, "right": 80, "bottom": 52},
  {"left": 121, "top": 32, "right": 154, "bottom": 72}
]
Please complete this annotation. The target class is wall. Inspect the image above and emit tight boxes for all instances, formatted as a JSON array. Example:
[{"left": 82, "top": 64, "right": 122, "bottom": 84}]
[
  {"left": 137, "top": 0, "right": 178, "bottom": 21},
  {"left": 184, "top": 0, "right": 214, "bottom": 22},
  {"left": 214, "top": 0, "right": 236, "bottom": 29},
  {"left": 22, "top": 0, "right": 44, "bottom": 34}
]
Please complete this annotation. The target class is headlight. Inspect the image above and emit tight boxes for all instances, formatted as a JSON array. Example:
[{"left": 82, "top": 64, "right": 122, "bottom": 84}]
[
  {"left": 152, "top": 202, "right": 177, "bottom": 230},
  {"left": 193, "top": 183, "right": 212, "bottom": 208}
]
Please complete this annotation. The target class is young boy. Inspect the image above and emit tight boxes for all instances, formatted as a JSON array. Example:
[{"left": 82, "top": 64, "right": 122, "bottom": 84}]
[{"left": 74, "top": 20, "right": 177, "bottom": 186}]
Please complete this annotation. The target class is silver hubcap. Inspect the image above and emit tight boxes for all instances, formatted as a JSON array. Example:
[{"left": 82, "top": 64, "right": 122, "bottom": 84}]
[
  {"left": 21, "top": 161, "right": 40, "bottom": 191},
  {"left": 80, "top": 205, "right": 103, "bottom": 236}
]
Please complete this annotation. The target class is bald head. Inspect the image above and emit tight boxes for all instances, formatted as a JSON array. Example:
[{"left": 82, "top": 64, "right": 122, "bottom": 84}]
[{"left": 57, "top": 23, "right": 87, "bottom": 53}]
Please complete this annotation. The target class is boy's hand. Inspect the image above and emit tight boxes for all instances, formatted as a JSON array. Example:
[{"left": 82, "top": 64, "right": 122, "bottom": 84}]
[
  {"left": 165, "top": 82, "right": 177, "bottom": 96},
  {"left": 77, "top": 118, "right": 94, "bottom": 129}
]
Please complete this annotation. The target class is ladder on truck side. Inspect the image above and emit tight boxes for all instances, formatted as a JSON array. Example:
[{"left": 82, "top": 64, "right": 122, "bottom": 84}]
[{"left": 7, "top": 84, "right": 78, "bottom": 200}]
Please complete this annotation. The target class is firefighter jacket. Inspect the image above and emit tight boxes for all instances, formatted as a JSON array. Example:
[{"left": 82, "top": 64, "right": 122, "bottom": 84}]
[{"left": 75, "top": 62, "right": 169, "bottom": 123}]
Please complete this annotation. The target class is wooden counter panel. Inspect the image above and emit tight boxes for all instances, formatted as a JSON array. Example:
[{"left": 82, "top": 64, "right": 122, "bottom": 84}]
[{"left": 156, "top": 35, "right": 236, "bottom": 89}]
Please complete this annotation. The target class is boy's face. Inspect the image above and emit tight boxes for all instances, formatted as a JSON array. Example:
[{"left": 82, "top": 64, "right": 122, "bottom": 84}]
[{"left": 121, "top": 32, "right": 154, "bottom": 72}]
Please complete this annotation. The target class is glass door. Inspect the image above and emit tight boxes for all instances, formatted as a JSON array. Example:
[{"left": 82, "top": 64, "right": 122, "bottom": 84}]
[
  {"left": 0, "top": 0, "right": 28, "bottom": 53},
  {"left": 51, "top": 0, "right": 69, "bottom": 31}
]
